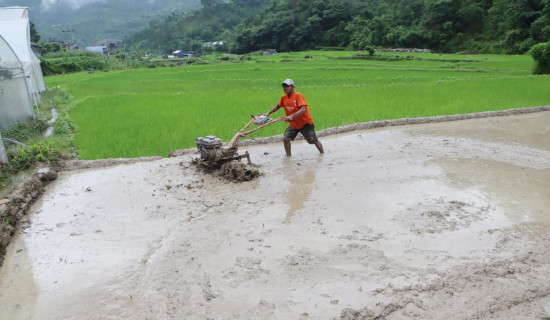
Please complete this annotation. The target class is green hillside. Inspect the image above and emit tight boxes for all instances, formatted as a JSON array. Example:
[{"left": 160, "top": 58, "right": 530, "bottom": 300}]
[
  {"left": 125, "top": 0, "right": 550, "bottom": 54},
  {"left": 125, "top": 0, "right": 269, "bottom": 53},
  {"left": 3, "top": 0, "right": 200, "bottom": 47}
]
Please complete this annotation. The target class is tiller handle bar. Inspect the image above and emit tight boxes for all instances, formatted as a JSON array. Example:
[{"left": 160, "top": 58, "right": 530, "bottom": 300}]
[{"left": 228, "top": 114, "right": 286, "bottom": 148}]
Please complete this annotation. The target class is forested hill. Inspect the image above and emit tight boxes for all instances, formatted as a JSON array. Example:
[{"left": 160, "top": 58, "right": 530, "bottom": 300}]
[
  {"left": 125, "top": 0, "right": 269, "bottom": 53},
  {"left": 126, "top": 0, "right": 550, "bottom": 54},
  {"left": 4, "top": 0, "right": 200, "bottom": 47}
]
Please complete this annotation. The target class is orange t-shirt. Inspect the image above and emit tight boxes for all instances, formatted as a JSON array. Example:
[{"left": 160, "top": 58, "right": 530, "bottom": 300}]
[{"left": 278, "top": 92, "right": 314, "bottom": 129}]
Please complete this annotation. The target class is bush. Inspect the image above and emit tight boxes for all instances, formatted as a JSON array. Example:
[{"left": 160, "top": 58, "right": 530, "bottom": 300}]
[
  {"left": 530, "top": 42, "right": 550, "bottom": 74},
  {"left": 41, "top": 57, "right": 107, "bottom": 75},
  {"left": 0, "top": 164, "right": 10, "bottom": 190},
  {"left": 2, "top": 119, "right": 48, "bottom": 143},
  {"left": 6, "top": 142, "right": 60, "bottom": 172},
  {"left": 315, "top": 46, "right": 347, "bottom": 51},
  {"left": 350, "top": 50, "right": 379, "bottom": 60},
  {"left": 40, "top": 50, "right": 110, "bottom": 75},
  {"left": 6, "top": 146, "right": 37, "bottom": 172},
  {"left": 365, "top": 46, "right": 375, "bottom": 56},
  {"left": 1, "top": 88, "right": 74, "bottom": 191},
  {"left": 43, "top": 50, "right": 99, "bottom": 59},
  {"left": 1, "top": 141, "right": 60, "bottom": 190}
]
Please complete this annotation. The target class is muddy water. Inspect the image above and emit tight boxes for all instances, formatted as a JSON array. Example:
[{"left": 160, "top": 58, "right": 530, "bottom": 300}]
[{"left": 1, "top": 112, "right": 549, "bottom": 319}]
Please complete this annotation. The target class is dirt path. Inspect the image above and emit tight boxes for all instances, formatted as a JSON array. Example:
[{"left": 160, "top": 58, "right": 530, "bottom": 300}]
[{"left": 0, "top": 110, "right": 549, "bottom": 319}]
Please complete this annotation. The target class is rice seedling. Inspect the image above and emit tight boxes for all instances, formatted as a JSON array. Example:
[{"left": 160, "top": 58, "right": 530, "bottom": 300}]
[{"left": 45, "top": 51, "right": 550, "bottom": 159}]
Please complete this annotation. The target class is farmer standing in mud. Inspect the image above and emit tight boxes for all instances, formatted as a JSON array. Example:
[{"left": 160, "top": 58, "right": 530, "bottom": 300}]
[{"left": 264, "top": 79, "right": 324, "bottom": 157}]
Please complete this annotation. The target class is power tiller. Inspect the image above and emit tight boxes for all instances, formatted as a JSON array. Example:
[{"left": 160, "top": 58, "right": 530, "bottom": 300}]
[{"left": 195, "top": 114, "right": 285, "bottom": 168}]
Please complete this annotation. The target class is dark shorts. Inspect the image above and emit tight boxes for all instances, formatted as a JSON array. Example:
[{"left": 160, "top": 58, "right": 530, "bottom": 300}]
[{"left": 284, "top": 123, "right": 318, "bottom": 144}]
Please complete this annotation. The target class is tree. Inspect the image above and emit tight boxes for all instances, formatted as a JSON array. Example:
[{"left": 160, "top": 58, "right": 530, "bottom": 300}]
[
  {"left": 530, "top": 41, "right": 550, "bottom": 73},
  {"left": 530, "top": 16, "right": 550, "bottom": 41},
  {"left": 532, "top": 0, "right": 550, "bottom": 41},
  {"left": 30, "top": 21, "right": 41, "bottom": 43},
  {"left": 124, "top": 0, "right": 550, "bottom": 55},
  {"left": 545, "top": 0, "right": 550, "bottom": 18},
  {"left": 346, "top": 17, "right": 371, "bottom": 50},
  {"left": 394, "top": 0, "right": 424, "bottom": 26},
  {"left": 398, "top": 26, "right": 430, "bottom": 48},
  {"left": 323, "top": 21, "right": 349, "bottom": 47},
  {"left": 201, "top": 0, "right": 217, "bottom": 8},
  {"left": 368, "top": 16, "right": 391, "bottom": 46},
  {"left": 456, "top": 0, "right": 485, "bottom": 33}
]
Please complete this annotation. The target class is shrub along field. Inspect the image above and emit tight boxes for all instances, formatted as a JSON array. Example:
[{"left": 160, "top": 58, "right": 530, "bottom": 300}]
[{"left": 45, "top": 51, "right": 550, "bottom": 159}]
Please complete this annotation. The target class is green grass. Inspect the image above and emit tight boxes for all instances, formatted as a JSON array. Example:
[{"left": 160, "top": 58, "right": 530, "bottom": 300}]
[{"left": 45, "top": 51, "right": 550, "bottom": 159}]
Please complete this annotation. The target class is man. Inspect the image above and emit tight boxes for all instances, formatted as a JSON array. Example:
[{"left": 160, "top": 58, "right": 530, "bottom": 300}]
[{"left": 264, "top": 79, "right": 324, "bottom": 156}]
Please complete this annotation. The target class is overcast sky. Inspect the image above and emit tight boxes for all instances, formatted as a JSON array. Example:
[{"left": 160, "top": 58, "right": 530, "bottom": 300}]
[
  {"left": 1, "top": 0, "right": 161, "bottom": 11},
  {"left": 0, "top": 0, "right": 107, "bottom": 11},
  {"left": 39, "top": 0, "right": 107, "bottom": 11}
]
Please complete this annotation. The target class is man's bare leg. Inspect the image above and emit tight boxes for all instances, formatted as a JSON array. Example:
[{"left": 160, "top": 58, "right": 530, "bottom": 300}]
[
  {"left": 284, "top": 140, "right": 292, "bottom": 156},
  {"left": 314, "top": 140, "right": 324, "bottom": 154}
]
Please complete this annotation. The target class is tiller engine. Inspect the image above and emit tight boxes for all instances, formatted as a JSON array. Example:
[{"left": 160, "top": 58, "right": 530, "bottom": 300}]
[{"left": 195, "top": 114, "right": 285, "bottom": 168}]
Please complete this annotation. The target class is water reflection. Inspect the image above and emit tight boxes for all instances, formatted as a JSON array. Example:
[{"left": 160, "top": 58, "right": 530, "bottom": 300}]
[{"left": 283, "top": 157, "right": 322, "bottom": 223}]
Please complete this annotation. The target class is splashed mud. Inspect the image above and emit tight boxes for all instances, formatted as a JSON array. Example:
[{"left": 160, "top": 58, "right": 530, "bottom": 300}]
[
  {"left": 219, "top": 161, "right": 260, "bottom": 182},
  {"left": 0, "top": 109, "right": 549, "bottom": 320}
]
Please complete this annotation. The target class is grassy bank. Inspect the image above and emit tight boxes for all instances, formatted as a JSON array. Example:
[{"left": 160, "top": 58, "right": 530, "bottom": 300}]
[
  {"left": 45, "top": 51, "right": 550, "bottom": 159},
  {"left": 0, "top": 89, "right": 76, "bottom": 193}
]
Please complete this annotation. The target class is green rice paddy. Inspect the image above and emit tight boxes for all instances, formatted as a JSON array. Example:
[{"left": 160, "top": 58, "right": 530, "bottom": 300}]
[{"left": 45, "top": 51, "right": 550, "bottom": 159}]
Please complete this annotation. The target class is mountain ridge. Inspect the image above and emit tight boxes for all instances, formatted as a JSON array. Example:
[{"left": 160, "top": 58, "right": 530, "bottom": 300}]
[{"left": 1, "top": 0, "right": 201, "bottom": 47}]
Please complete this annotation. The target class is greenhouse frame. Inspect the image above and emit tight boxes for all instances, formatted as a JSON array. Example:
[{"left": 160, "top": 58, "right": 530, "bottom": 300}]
[{"left": 0, "top": 7, "right": 46, "bottom": 131}]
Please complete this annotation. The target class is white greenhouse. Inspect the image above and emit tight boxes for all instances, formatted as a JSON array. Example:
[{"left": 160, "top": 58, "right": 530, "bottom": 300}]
[{"left": 0, "top": 7, "right": 46, "bottom": 130}]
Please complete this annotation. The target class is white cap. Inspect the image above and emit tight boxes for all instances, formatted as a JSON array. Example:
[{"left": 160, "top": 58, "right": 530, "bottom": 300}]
[{"left": 282, "top": 79, "right": 294, "bottom": 86}]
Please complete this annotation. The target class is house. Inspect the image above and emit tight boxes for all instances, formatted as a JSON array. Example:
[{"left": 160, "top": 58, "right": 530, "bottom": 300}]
[
  {"left": 46, "top": 39, "right": 76, "bottom": 50},
  {"left": 173, "top": 50, "right": 194, "bottom": 58},
  {"left": 96, "top": 39, "right": 123, "bottom": 50},
  {"left": 263, "top": 49, "right": 277, "bottom": 56},
  {"left": 203, "top": 40, "right": 225, "bottom": 47},
  {"left": 85, "top": 46, "right": 108, "bottom": 56}
]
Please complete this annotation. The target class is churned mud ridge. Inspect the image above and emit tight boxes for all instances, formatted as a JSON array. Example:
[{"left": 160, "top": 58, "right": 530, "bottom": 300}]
[
  {"left": 60, "top": 156, "right": 163, "bottom": 171},
  {"left": 235, "top": 105, "right": 550, "bottom": 147},
  {"left": 341, "top": 229, "right": 550, "bottom": 319},
  {"left": 0, "top": 170, "right": 50, "bottom": 266},
  {"left": 318, "top": 105, "right": 550, "bottom": 136},
  {"left": 218, "top": 161, "right": 261, "bottom": 182},
  {"left": 192, "top": 159, "right": 261, "bottom": 182}
]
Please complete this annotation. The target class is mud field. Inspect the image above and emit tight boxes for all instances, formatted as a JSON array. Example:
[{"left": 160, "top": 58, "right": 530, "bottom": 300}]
[{"left": 0, "top": 109, "right": 549, "bottom": 320}]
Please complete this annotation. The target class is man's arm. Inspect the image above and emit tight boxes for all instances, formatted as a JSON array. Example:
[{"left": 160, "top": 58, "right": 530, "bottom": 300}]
[
  {"left": 287, "top": 106, "right": 306, "bottom": 121},
  {"left": 265, "top": 104, "right": 281, "bottom": 116}
]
